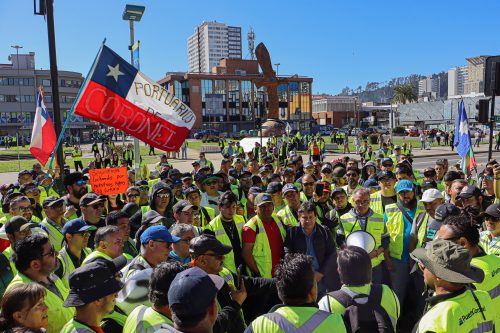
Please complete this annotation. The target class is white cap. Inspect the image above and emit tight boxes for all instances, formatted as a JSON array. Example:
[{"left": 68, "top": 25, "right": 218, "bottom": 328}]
[{"left": 421, "top": 189, "right": 443, "bottom": 203}]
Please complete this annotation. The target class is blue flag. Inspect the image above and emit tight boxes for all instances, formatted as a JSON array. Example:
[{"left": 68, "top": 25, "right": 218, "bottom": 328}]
[{"left": 453, "top": 100, "right": 476, "bottom": 176}]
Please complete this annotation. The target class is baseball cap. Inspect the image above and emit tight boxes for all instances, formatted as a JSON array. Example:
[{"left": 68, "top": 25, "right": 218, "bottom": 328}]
[
  {"left": 381, "top": 157, "right": 393, "bottom": 165},
  {"left": 61, "top": 218, "right": 97, "bottom": 235},
  {"left": 321, "top": 164, "right": 333, "bottom": 172},
  {"left": 396, "top": 180, "right": 415, "bottom": 193},
  {"left": 202, "top": 175, "right": 218, "bottom": 184},
  {"left": 377, "top": 170, "right": 395, "bottom": 180},
  {"left": 181, "top": 173, "right": 193, "bottom": 181},
  {"left": 121, "top": 203, "right": 140, "bottom": 218},
  {"left": 254, "top": 193, "right": 273, "bottom": 206},
  {"left": 191, "top": 160, "right": 200, "bottom": 166},
  {"left": 42, "top": 196, "right": 64, "bottom": 208},
  {"left": 168, "top": 267, "right": 224, "bottom": 316},
  {"left": 282, "top": 184, "right": 298, "bottom": 195},
  {"left": 304, "top": 161, "right": 314, "bottom": 168},
  {"left": 4, "top": 216, "right": 34, "bottom": 235},
  {"left": 79, "top": 193, "right": 105, "bottom": 207},
  {"left": 141, "top": 210, "right": 166, "bottom": 226},
  {"left": 457, "top": 185, "right": 482, "bottom": 199},
  {"left": 421, "top": 189, "right": 443, "bottom": 203},
  {"left": 248, "top": 186, "right": 263, "bottom": 196},
  {"left": 173, "top": 200, "right": 198, "bottom": 214},
  {"left": 183, "top": 186, "right": 201, "bottom": 196},
  {"left": 318, "top": 181, "right": 332, "bottom": 193},
  {"left": 394, "top": 145, "right": 401, "bottom": 150},
  {"left": 18, "top": 170, "right": 32, "bottom": 177},
  {"left": 363, "top": 178, "right": 380, "bottom": 189},
  {"left": 140, "top": 225, "right": 180, "bottom": 244},
  {"left": 239, "top": 171, "right": 252, "bottom": 179},
  {"left": 423, "top": 167, "right": 437, "bottom": 177},
  {"left": 434, "top": 203, "right": 461, "bottom": 222},
  {"left": 266, "top": 182, "right": 283, "bottom": 194},
  {"left": 484, "top": 203, "right": 500, "bottom": 219},
  {"left": 135, "top": 180, "right": 148, "bottom": 187},
  {"left": 190, "top": 234, "right": 232, "bottom": 256},
  {"left": 332, "top": 187, "right": 347, "bottom": 196},
  {"left": 421, "top": 180, "right": 438, "bottom": 190},
  {"left": 282, "top": 168, "right": 294, "bottom": 175},
  {"left": 64, "top": 257, "right": 126, "bottom": 307}
]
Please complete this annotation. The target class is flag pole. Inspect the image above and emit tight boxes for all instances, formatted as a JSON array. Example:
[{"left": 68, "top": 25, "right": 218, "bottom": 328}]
[{"left": 47, "top": 43, "right": 104, "bottom": 170}]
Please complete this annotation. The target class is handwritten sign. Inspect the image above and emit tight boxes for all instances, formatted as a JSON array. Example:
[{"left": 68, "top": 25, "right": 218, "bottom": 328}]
[{"left": 89, "top": 167, "right": 128, "bottom": 195}]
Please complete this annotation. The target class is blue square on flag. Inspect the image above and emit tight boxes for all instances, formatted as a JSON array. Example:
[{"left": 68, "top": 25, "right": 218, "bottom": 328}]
[{"left": 90, "top": 46, "right": 138, "bottom": 99}]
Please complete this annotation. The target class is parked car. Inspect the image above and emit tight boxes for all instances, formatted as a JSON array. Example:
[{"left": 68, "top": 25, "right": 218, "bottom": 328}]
[
  {"left": 375, "top": 127, "right": 390, "bottom": 135},
  {"left": 351, "top": 128, "right": 363, "bottom": 136},
  {"left": 406, "top": 129, "right": 420, "bottom": 137},
  {"left": 194, "top": 129, "right": 220, "bottom": 141}
]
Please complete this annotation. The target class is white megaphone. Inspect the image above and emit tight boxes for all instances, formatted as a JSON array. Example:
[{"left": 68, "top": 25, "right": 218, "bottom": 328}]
[{"left": 346, "top": 230, "right": 376, "bottom": 253}]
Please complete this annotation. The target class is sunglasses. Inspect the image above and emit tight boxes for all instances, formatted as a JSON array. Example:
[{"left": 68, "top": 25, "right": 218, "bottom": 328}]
[
  {"left": 25, "top": 188, "right": 40, "bottom": 193},
  {"left": 484, "top": 175, "right": 494, "bottom": 181},
  {"left": 41, "top": 245, "right": 56, "bottom": 257},
  {"left": 75, "top": 180, "right": 87, "bottom": 187},
  {"left": 75, "top": 231, "right": 91, "bottom": 237},
  {"left": 157, "top": 193, "right": 170, "bottom": 198},
  {"left": 16, "top": 206, "right": 32, "bottom": 212}
]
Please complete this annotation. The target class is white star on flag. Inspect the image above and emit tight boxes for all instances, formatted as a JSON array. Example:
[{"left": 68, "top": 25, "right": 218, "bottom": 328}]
[
  {"left": 106, "top": 64, "right": 124, "bottom": 82},
  {"left": 459, "top": 120, "right": 468, "bottom": 135}
]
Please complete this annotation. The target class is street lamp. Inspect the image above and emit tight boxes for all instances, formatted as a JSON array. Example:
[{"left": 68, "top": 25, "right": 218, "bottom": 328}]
[
  {"left": 122, "top": 4, "right": 145, "bottom": 177},
  {"left": 11, "top": 45, "right": 22, "bottom": 171}
]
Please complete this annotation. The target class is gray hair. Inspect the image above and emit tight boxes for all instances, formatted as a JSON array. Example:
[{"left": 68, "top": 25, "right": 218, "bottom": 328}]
[
  {"left": 94, "top": 225, "right": 120, "bottom": 247},
  {"left": 10, "top": 196, "right": 31, "bottom": 211},
  {"left": 353, "top": 188, "right": 370, "bottom": 199},
  {"left": 170, "top": 223, "right": 195, "bottom": 237}
]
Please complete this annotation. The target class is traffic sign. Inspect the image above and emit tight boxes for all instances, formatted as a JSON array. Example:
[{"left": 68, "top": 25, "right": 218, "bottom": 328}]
[{"left": 495, "top": 115, "right": 500, "bottom": 122}]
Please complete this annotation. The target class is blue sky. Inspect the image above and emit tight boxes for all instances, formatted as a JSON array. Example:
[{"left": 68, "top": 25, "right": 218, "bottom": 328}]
[{"left": 2, "top": 0, "right": 499, "bottom": 94}]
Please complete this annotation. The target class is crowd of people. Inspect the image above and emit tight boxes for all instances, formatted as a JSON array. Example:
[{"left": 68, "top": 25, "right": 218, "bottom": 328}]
[{"left": 0, "top": 134, "right": 499, "bottom": 333}]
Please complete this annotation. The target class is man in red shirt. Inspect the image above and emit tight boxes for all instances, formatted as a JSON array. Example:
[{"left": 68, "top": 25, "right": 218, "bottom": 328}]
[{"left": 242, "top": 193, "right": 286, "bottom": 278}]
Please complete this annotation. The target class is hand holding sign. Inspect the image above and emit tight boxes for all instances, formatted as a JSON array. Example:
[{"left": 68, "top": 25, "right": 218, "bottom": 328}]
[{"left": 89, "top": 167, "right": 128, "bottom": 195}]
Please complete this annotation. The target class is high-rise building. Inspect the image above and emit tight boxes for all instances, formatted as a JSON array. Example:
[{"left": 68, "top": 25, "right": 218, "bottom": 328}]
[
  {"left": 418, "top": 77, "right": 440, "bottom": 100},
  {"left": 0, "top": 52, "right": 93, "bottom": 139},
  {"left": 464, "top": 56, "right": 487, "bottom": 95},
  {"left": 187, "top": 21, "right": 242, "bottom": 73},
  {"left": 448, "top": 66, "right": 468, "bottom": 97}
]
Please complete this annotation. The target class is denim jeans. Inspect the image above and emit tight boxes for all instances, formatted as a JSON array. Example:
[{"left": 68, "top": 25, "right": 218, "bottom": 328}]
[{"left": 389, "top": 258, "right": 410, "bottom": 308}]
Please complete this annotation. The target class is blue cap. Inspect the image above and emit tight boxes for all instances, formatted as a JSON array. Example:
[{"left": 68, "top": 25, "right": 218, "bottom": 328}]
[
  {"left": 396, "top": 180, "right": 415, "bottom": 193},
  {"left": 140, "top": 225, "right": 180, "bottom": 244},
  {"left": 168, "top": 267, "right": 224, "bottom": 316},
  {"left": 62, "top": 218, "right": 97, "bottom": 235}
]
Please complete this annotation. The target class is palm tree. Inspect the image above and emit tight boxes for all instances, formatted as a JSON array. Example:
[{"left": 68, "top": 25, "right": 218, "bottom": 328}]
[{"left": 392, "top": 84, "right": 417, "bottom": 104}]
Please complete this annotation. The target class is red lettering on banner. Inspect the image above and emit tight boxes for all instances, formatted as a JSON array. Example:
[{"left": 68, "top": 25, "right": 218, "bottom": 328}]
[{"left": 75, "top": 81, "right": 189, "bottom": 151}]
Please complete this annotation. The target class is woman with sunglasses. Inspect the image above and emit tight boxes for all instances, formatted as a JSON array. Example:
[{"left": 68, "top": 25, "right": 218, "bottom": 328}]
[
  {"left": 0, "top": 283, "right": 48, "bottom": 332},
  {"left": 480, "top": 166, "right": 496, "bottom": 210}
]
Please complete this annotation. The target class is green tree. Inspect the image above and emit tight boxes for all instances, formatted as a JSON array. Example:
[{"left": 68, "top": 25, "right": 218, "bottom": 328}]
[{"left": 392, "top": 84, "right": 417, "bottom": 104}]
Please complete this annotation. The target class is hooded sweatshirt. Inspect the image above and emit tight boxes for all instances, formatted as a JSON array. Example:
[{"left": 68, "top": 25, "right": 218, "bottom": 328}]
[{"left": 130, "top": 182, "right": 175, "bottom": 231}]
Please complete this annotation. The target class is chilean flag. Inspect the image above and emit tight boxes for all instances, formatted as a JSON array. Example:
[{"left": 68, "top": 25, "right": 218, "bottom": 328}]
[
  {"left": 30, "top": 87, "right": 57, "bottom": 166},
  {"left": 74, "top": 45, "right": 195, "bottom": 151}
]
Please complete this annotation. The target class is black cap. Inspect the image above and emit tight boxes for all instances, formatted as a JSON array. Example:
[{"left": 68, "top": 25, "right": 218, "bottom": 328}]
[
  {"left": 457, "top": 185, "right": 482, "bottom": 199},
  {"left": 135, "top": 180, "right": 148, "bottom": 187},
  {"left": 435, "top": 203, "right": 461, "bottom": 222},
  {"left": 484, "top": 203, "right": 500, "bottom": 219},
  {"left": 18, "top": 170, "right": 32, "bottom": 177},
  {"left": 183, "top": 186, "right": 201, "bottom": 196},
  {"left": 42, "top": 196, "right": 64, "bottom": 208},
  {"left": 64, "top": 257, "right": 126, "bottom": 307},
  {"left": 79, "top": 193, "right": 106, "bottom": 207},
  {"left": 4, "top": 216, "right": 34, "bottom": 235},
  {"left": 249, "top": 186, "right": 263, "bottom": 195},
  {"left": 266, "top": 182, "right": 283, "bottom": 194},
  {"left": 141, "top": 210, "right": 166, "bottom": 226},
  {"left": 423, "top": 167, "right": 437, "bottom": 177},
  {"left": 377, "top": 170, "right": 396, "bottom": 180},
  {"left": 190, "top": 234, "right": 232, "bottom": 256},
  {"left": 173, "top": 200, "right": 198, "bottom": 214},
  {"left": 122, "top": 203, "right": 140, "bottom": 218},
  {"left": 421, "top": 179, "right": 438, "bottom": 189}
]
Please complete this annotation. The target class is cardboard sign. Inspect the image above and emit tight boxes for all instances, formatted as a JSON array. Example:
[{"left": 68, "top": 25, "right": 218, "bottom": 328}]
[{"left": 89, "top": 167, "right": 128, "bottom": 195}]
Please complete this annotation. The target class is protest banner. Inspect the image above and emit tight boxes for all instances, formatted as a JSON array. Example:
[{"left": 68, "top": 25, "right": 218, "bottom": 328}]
[
  {"left": 89, "top": 167, "right": 128, "bottom": 195},
  {"left": 74, "top": 45, "right": 195, "bottom": 151}
]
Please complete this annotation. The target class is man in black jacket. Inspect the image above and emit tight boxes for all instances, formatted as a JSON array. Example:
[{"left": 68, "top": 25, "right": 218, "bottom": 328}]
[{"left": 284, "top": 201, "right": 340, "bottom": 298}]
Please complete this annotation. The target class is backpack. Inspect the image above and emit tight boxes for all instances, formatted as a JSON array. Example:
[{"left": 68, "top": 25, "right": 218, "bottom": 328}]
[{"left": 327, "top": 284, "right": 394, "bottom": 333}]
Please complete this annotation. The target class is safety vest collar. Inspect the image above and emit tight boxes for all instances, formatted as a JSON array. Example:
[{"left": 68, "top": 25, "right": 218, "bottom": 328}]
[{"left": 426, "top": 287, "right": 467, "bottom": 307}]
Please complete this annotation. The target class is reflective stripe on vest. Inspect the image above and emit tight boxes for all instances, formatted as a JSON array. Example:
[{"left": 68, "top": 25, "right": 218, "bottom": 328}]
[
  {"left": 263, "top": 310, "right": 330, "bottom": 333},
  {"left": 469, "top": 321, "right": 493, "bottom": 333},
  {"left": 131, "top": 306, "right": 172, "bottom": 333},
  {"left": 58, "top": 247, "right": 91, "bottom": 289},
  {"left": 385, "top": 203, "right": 424, "bottom": 260},
  {"left": 82, "top": 250, "right": 113, "bottom": 265},
  {"left": 340, "top": 211, "right": 385, "bottom": 267},
  {"left": 370, "top": 192, "right": 383, "bottom": 215},
  {"left": 205, "top": 214, "right": 245, "bottom": 273},
  {"left": 244, "top": 215, "right": 286, "bottom": 278},
  {"left": 40, "top": 218, "right": 64, "bottom": 252},
  {"left": 60, "top": 319, "right": 97, "bottom": 333}
]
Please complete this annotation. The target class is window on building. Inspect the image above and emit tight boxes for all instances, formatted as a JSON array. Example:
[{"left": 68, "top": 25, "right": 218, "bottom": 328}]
[
  {"left": 241, "top": 80, "right": 252, "bottom": 121},
  {"left": 42, "top": 79, "right": 51, "bottom": 87},
  {"left": 289, "top": 82, "right": 299, "bottom": 119},
  {"left": 228, "top": 80, "right": 239, "bottom": 121},
  {"left": 44, "top": 95, "right": 52, "bottom": 103}
]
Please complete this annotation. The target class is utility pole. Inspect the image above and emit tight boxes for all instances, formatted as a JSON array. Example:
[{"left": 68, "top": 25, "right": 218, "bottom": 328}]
[{"left": 11, "top": 45, "right": 22, "bottom": 171}]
